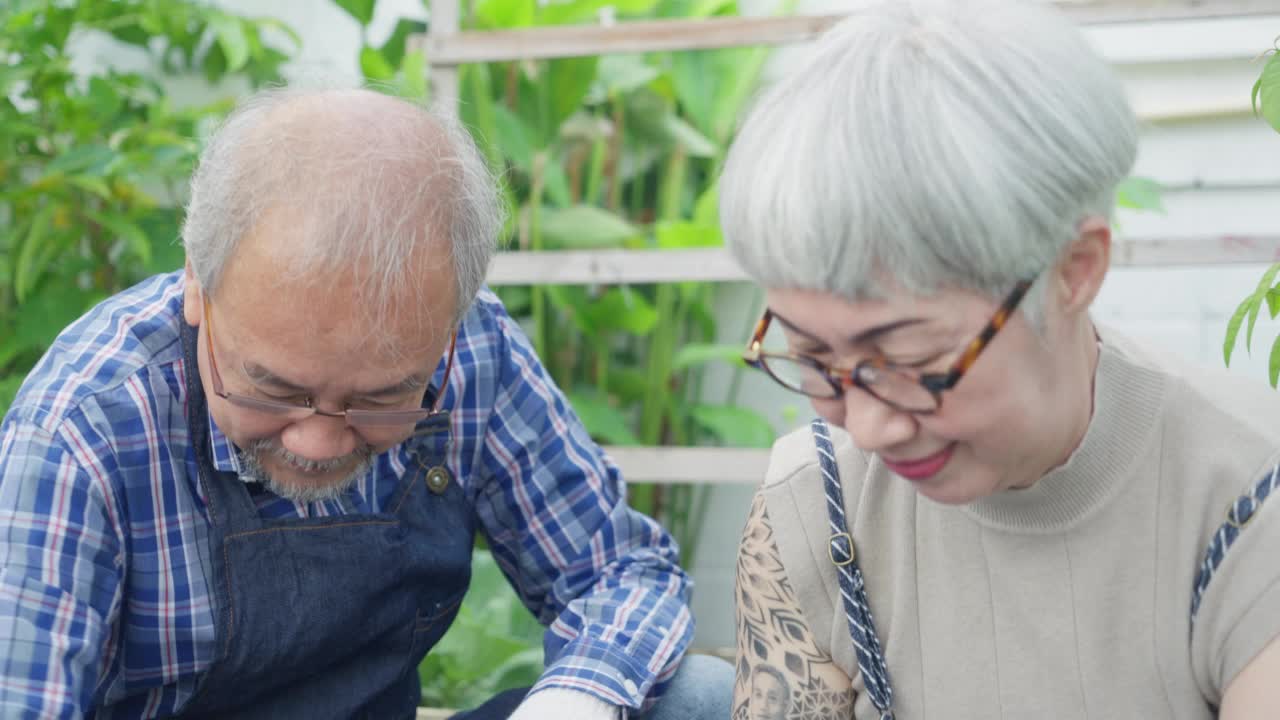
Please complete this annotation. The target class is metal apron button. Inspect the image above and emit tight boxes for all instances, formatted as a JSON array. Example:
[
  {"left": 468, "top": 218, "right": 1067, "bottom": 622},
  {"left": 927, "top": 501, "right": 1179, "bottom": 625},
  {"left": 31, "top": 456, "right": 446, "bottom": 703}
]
[{"left": 425, "top": 466, "right": 451, "bottom": 494}]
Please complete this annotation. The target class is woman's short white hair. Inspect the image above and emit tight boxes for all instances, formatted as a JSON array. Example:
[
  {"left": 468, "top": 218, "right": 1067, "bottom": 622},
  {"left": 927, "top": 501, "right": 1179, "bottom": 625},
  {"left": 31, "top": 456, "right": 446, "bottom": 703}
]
[
  {"left": 719, "top": 0, "right": 1138, "bottom": 307},
  {"left": 182, "top": 85, "right": 501, "bottom": 331}
]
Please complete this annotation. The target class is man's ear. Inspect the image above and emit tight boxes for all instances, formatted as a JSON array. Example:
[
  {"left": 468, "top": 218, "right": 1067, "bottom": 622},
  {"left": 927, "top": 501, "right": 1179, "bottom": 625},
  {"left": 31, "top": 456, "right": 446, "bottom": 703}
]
[
  {"left": 1049, "top": 216, "right": 1111, "bottom": 317},
  {"left": 183, "top": 260, "right": 203, "bottom": 328}
]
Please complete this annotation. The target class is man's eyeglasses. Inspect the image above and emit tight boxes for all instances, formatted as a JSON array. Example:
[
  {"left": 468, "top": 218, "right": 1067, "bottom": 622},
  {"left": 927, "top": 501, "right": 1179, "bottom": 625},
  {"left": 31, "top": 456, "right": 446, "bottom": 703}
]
[
  {"left": 741, "top": 280, "right": 1033, "bottom": 414},
  {"left": 202, "top": 294, "right": 454, "bottom": 428}
]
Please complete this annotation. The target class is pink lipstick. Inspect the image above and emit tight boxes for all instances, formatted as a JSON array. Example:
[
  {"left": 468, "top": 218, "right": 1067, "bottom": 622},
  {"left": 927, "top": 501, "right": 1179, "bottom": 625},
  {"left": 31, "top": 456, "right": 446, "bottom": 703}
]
[{"left": 882, "top": 444, "right": 955, "bottom": 481}]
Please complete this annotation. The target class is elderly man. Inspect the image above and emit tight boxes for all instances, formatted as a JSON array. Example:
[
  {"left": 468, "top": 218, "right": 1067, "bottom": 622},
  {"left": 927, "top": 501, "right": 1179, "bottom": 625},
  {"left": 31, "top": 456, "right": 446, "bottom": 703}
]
[{"left": 0, "top": 87, "right": 730, "bottom": 719}]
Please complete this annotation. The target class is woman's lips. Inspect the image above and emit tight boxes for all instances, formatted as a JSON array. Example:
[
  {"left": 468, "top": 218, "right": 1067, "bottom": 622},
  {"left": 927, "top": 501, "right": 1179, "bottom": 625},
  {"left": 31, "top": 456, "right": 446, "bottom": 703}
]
[{"left": 882, "top": 444, "right": 956, "bottom": 481}]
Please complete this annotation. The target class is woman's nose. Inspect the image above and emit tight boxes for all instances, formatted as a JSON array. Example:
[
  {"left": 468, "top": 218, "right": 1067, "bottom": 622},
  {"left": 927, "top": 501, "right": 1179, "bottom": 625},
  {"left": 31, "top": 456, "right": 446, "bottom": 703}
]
[{"left": 839, "top": 387, "right": 918, "bottom": 453}]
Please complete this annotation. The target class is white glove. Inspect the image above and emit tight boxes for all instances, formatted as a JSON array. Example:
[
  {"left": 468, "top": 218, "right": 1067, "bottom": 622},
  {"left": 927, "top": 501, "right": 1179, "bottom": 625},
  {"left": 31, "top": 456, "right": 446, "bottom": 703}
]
[{"left": 506, "top": 687, "right": 623, "bottom": 720}]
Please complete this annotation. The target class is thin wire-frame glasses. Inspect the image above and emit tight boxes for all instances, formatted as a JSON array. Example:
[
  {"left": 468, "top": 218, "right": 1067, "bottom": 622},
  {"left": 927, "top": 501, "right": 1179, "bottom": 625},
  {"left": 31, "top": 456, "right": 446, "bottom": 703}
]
[
  {"left": 741, "top": 280, "right": 1034, "bottom": 414},
  {"left": 202, "top": 295, "right": 454, "bottom": 427}
]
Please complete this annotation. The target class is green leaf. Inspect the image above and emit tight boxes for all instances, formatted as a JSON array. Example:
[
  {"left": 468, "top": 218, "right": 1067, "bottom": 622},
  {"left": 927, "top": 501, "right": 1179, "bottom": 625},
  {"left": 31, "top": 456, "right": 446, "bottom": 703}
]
[
  {"left": 582, "top": 287, "right": 659, "bottom": 336},
  {"left": 1246, "top": 264, "right": 1280, "bottom": 352},
  {"left": 539, "top": 205, "right": 641, "bottom": 249},
  {"left": 399, "top": 49, "right": 428, "bottom": 100},
  {"left": 333, "top": 0, "right": 377, "bottom": 26},
  {"left": 44, "top": 145, "right": 116, "bottom": 176},
  {"left": 1256, "top": 51, "right": 1280, "bottom": 133},
  {"left": 546, "top": 58, "right": 599, "bottom": 133},
  {"left": 671, "top": 343, "right": 745, "bottom": 372},
  {"left": 690, "top": 404, "right": 775, "bottom": 448},
  {"left": 66, "top": 175, "right": 113, "bottom": 200},
  {"left": 492, "top": 104, "right": 536, "bottom": 171},
  {"left": 592, "top": 55, "right": 660, "bottom": 101},
  {"left": 661, "top": 113, "right": 718, "bottom": 157},
  {"left": 85, "top": 209, "right": 152, "bottom": 266},
  {"left": 656, "top": 221, "right": 722, "bottom": 249},
  {"left": 1226, "top": 292, "right": 1256, "bottom": 366},
  {"left": 378, "top": 18, "right": 427, "bottom": 68},
  {"left": 1115, "top": 176, "right": 1165, "bottom": 213},
  {"left": 1268, "top": 287, "right": 1280, "bottom": 319},
  {"left": 208, "top": 12, "right": 251, "bottom": 72},
  {"left": 1270, "top": 332, "right": 1280, "bottom": 388},
  {"left": 476, "top": 0, "right": 534, "bottom": 28},
  {"left": 566, "top": 389, "right": 640, "bottom": 445},
  {"left": 359, "top": 46, "right": 395, "bottom": 81},
  {"left": 13, "top": 204, "right": 55, "bottom": 303}
]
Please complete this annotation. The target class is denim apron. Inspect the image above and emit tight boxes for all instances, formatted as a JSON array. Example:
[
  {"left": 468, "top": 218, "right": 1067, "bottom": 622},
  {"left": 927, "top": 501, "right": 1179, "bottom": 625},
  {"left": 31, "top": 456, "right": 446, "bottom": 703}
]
[{"left": 175, "top": 320, "right": 475, "bottom": 718}]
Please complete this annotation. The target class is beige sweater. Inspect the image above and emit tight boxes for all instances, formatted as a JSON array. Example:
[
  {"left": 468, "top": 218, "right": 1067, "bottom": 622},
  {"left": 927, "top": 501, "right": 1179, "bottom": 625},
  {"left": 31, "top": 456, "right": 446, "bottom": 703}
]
[{"left": 762, "top": 329, "right": 1280, "bottom": 719}]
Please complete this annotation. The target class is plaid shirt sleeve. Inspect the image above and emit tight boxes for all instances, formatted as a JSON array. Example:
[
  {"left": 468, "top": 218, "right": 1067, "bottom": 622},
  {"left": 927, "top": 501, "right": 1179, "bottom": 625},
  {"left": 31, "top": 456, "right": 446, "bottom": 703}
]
[
  {"left": 467, "top": 295, "right": 694, "bottom": 711},
  {"left": 0, "top": 411, "right": 125, "bottom": 718}
]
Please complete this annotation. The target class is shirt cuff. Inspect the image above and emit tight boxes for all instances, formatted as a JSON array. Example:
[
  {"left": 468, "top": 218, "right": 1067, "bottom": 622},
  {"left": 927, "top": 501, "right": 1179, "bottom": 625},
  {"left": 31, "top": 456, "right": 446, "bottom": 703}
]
[{"left": 508, "top": 687, "right": 620, "bottom": 720}]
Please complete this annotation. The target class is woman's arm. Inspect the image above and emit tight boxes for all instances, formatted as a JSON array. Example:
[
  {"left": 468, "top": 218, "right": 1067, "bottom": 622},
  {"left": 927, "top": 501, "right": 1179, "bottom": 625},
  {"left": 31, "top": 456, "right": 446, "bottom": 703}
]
[
  {"left": 1220, "top": 634, "right": 1280, "bottom": 719},
  {"left": 734, "top": 490, "right": 855, "bottom": 720}
]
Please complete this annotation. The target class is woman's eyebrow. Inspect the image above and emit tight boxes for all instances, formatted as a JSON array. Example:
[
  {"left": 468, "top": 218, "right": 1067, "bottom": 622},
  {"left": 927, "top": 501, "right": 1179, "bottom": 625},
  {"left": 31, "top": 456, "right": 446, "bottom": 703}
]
[{"left": 770, "top": 310, "right": 928, "bottom": 347}]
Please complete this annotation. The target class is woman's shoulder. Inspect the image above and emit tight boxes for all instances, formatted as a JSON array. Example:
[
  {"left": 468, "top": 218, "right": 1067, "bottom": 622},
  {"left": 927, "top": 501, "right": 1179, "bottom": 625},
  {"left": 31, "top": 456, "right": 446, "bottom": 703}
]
[{"left": 764, "top": 421, "right": 871, "bottom": 490}]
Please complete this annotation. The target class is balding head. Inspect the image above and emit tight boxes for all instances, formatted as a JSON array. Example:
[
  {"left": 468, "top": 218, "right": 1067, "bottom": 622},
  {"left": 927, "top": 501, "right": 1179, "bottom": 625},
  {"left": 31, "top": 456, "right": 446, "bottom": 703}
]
[{"left": 182, "top": 86, "right": 501, "bottom": 338}]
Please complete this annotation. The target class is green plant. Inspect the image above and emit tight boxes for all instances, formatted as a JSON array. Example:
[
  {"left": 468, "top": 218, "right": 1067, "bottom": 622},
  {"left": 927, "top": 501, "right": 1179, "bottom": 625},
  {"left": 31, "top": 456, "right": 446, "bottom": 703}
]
[
  {"left": 1223, "top": 40, "right": 1280, "bottom": 385},
  {"left": 0, "top": 0, "right": 299, "bottom": 411},
  {"left": 418, "top": 550, "right": 545, "bottom": 710}
]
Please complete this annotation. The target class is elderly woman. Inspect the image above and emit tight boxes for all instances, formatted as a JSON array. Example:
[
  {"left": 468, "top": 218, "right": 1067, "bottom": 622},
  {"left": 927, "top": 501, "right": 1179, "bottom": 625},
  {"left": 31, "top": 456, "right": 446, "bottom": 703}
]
[{"left": 719, "top": 1, "right": 1280, "bottom": 718}]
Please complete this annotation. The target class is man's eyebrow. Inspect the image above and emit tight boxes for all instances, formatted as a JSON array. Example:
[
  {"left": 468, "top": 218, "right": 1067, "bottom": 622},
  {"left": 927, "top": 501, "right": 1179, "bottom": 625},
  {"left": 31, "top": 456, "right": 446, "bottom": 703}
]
[
  {"left": 242, "top": 364, "right": 429, "bottom": 398},
  {"left": 770, "top": 310, "right": 928, "bottom": 347},
  {"left": 243, "top": 363, "right": 308, "bottom": 393}
]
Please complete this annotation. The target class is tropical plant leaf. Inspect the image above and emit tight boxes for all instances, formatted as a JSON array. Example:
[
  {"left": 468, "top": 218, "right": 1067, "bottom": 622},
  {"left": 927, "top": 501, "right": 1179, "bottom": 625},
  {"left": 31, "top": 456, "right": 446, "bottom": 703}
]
[
  {"left": 540, "top": 205, "right": 641, "bottom": 249},
  {"left": 1115, "top": 176, "right": 1165, "bottom": 213},
  {"left": 690, "top": 404, "right": 775, "bottom": 447},
  {"left": 207, "top": 12, "right": 250, "bottom": 72},
  {"left": 1256, "top": 51, "right": 1280, "bottom": 133},
  {"left": 90, "top": 210, "right": 153, "bottom": 265},
  {"left": 332, "top": 0, "right": 376, "bottom": 25},
  {"left": 359, "top": 46, "right": 395, "bottom": 81},
  {"left": 566, "top": 389, "right": 640, "bottom": 445},
  {"left": 671, "top": 343, "right": 744, "bottom": 371},
  {"left": 379, "top": 18, "right": 427, "bottom": 68},
  {"left": 13, "top": 204, "right": 55, "bottom": 303},
  {"left": 656, "top": 220, "right": 721, "bottom": 249},
  {"left": 581, "top": 287, "right": 659, "bottom": 336},
  {"left": 1246, "top": 264, "right": 1280, "bottom": 352},
  {"left": 1270, "top": 332, "right": 1280, "bottom": 388},
  {"left": 1225, "top": 292, "right": 1256, "bottom": 366}
]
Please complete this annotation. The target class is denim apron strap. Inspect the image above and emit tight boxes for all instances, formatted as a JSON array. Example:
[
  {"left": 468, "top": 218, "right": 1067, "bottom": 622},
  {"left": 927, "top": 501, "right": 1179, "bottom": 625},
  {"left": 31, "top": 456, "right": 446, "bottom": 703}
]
[
  {"left": 811, "top": 419, "right": 895, "bottom": 720},
  {"left": 1190, "top": 462, "right": 1280, "bottom": 625}
]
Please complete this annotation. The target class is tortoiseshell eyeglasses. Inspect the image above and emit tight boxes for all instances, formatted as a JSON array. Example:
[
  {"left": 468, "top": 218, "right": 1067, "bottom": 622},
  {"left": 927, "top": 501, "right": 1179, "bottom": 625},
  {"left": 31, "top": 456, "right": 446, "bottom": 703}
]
[
  {"left": 742, "top": 280, "right": 1034, "bottom": 414},
  {"left": 202, "top": 294, "right": 454, "bottom": 428}
]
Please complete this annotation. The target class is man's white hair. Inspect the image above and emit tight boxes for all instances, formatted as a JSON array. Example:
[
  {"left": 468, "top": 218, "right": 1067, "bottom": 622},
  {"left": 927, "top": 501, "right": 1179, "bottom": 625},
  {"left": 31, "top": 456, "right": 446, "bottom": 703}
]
[
  {"left": 719, "top": 0, "right": 1138, "bottom": 310},
  {"left": 182, "top": 85, "right": 501, "bottom": 335}
]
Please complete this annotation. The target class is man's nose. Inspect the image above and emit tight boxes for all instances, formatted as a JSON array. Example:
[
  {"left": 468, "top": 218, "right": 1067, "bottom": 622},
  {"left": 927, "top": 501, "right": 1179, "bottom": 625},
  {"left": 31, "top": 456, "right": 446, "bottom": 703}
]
[{"left": 278, "top": 412, "right": 359, "bottom": 463}]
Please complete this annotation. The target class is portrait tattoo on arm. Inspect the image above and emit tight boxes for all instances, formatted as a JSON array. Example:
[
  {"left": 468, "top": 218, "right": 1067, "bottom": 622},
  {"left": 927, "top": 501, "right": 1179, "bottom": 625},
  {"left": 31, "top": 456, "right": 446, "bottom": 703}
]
[{"left": 733, "top": 492, "right": 856, "bottom": 720}]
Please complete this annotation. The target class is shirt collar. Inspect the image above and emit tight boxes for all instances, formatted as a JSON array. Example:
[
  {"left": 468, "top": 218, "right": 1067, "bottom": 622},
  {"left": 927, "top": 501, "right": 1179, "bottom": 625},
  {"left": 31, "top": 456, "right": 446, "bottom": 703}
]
[{"left": 206, "top": 408, "right": 245, "bottom": 476}]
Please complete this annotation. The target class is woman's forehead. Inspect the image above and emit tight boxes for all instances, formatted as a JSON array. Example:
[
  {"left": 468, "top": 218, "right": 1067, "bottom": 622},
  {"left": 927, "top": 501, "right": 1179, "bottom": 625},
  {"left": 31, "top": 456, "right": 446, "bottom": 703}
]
[{"left": 763, "top": 286, "right": 997, "bottom": 350}]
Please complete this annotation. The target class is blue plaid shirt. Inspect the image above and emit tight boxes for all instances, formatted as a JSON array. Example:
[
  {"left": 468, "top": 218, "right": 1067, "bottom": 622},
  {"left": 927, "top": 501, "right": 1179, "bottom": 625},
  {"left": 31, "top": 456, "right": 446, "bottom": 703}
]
[{"left": 0, "top": 271, "right": 692, "bottom": 718}]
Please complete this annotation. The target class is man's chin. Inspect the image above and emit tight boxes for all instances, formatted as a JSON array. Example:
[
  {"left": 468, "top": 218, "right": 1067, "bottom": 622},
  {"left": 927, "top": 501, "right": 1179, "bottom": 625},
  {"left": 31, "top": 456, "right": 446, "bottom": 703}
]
[{"left": 261, "top": 461, "right": 359, "bottom": 504}]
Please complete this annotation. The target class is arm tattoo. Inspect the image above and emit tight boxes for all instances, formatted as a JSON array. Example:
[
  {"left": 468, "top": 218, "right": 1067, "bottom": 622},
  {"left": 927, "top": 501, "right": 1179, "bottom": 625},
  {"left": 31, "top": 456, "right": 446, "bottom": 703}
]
[{"left": 733, "top": 492, "right": 855, "bottom": 720}]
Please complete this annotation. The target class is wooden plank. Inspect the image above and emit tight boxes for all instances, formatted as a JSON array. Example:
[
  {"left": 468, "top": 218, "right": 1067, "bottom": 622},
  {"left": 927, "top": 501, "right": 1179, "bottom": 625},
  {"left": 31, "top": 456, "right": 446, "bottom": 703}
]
[
  {"left": 485, "top": 237, "right": 1280, "bottom": 286},
  {"left": 419, "top": 0, "right": 1280, "bottom": 65},
  {"left": 603, "top": 446, "right": 773, "bottom": 484},
  {"left": 428, "top": 0, "right": 460, "bottom": 115}
]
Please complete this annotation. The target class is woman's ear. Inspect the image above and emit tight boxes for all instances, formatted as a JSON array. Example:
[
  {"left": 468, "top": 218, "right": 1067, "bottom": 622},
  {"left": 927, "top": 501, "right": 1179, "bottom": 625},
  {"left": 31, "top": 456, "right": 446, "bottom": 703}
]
[
  {"left": 1050, "top": 217, "right": 1111, "bottom": 317},
  {"left": 183, "top": 260, "right": 204, "bottom": 328}
]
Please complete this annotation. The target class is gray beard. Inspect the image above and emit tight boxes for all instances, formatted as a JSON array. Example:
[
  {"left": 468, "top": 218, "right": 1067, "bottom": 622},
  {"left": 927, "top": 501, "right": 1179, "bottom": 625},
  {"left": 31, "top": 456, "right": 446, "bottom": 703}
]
[{"left": 237, "top": 438, "right": 375, "bottom": 505}]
